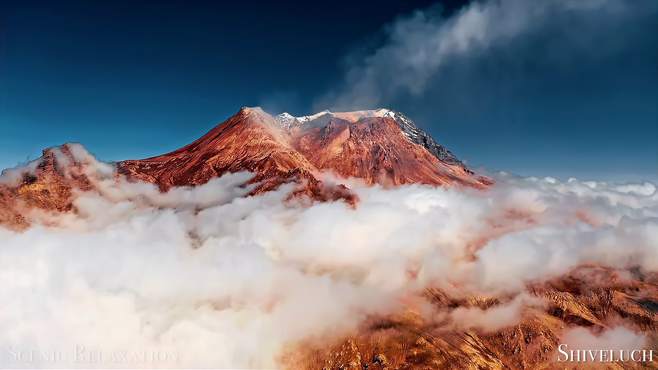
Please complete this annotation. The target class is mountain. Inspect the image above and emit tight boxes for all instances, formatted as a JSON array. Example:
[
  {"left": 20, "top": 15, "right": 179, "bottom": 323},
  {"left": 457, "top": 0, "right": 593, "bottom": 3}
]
[
  {"left": 0, "top": 107, "right": 488, "bottom": 229},
  {"left": 118, "top": 107, "right": 489, "bottom": 191}
]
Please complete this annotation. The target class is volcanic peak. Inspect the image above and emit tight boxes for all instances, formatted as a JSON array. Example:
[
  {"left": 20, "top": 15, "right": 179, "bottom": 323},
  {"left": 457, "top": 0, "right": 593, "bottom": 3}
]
[{"left": 273, "top": 107, "right": 464, "bottom": 166}]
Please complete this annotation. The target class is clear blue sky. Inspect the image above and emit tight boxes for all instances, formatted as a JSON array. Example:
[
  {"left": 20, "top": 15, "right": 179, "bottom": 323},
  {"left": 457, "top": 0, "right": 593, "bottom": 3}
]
[{"left": 1, "top": 0, "right": 656, "bottom": 181}]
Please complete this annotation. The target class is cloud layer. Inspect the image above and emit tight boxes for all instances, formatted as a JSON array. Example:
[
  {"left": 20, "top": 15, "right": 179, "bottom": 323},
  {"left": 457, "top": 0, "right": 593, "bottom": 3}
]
[{"left": 0, "top": 147, "right": 656, "bottom": 368}]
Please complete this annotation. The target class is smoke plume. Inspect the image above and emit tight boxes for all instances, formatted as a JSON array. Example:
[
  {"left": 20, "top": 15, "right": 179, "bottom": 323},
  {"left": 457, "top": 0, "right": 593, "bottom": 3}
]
[{"left": 316, "top": 0, "right": 656, "bottom": 111}]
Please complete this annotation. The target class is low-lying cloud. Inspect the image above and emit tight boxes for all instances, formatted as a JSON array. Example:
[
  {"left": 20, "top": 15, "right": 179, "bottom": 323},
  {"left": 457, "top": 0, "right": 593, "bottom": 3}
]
[
  {"left": 561, "top": 326, "right": 647, "bottom": 352},
  {"left": 0, "top": 147, "right": 657, "bottom": 368}
]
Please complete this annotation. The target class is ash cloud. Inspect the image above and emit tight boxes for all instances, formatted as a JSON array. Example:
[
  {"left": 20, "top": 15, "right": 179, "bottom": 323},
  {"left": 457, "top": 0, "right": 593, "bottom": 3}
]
[
  {"left": 316, "top": 0, "right": 657, "bottom": 111},
  {"left": 1, "top": 147, "right": 657, "bottom": 368}
]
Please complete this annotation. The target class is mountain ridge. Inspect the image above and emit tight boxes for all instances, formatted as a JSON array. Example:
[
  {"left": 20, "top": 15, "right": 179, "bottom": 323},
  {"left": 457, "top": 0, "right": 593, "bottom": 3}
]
[
  {"left": 0, "top": 106, "right": 489, "bottom": 229},
  {"left": 117, "top": 106, "right": 489, "bottom": 192}
]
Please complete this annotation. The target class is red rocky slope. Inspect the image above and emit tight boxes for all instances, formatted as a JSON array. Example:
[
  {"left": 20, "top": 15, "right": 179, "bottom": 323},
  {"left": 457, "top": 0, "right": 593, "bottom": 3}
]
[{"left": 117, "top": 107, "right": 489, "bottom": 192}]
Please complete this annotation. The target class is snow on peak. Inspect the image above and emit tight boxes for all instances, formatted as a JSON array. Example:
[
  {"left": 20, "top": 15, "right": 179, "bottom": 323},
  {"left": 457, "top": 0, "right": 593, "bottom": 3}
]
[
  {"left": 271, "top": 108, "right": 464, "bottom": 166},
  {"left": 274, "top": 109, "right": 398, "bottom": 127},
  {"left": 277, "top": 112, "right": 295, "bottom": 119}
]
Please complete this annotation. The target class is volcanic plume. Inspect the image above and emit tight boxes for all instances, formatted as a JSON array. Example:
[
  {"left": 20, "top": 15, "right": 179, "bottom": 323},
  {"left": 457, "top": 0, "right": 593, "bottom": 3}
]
[{"left": 0, "top": 108, "right": 656, "bottom": 369}]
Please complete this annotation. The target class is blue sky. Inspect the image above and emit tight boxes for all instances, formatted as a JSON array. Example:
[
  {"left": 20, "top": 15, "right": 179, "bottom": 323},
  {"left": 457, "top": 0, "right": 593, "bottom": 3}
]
[{"left": 1, "top": 0, "right": 656, "bottom": 181}]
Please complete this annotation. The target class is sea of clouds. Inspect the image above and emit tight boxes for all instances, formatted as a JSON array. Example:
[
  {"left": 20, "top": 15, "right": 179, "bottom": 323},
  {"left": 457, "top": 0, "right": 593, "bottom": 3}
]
[{"left": 0, "top": 145, "right": 656, "bottom": 368}]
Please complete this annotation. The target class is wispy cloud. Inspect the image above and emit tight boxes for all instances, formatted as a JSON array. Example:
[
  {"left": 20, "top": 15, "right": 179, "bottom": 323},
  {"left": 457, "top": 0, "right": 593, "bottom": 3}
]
[{"left": 316, "top": 0, "right": 656, "bottom": 111}]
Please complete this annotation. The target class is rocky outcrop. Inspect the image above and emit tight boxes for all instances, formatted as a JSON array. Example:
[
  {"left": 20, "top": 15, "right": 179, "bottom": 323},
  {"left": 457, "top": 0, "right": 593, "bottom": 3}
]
[{"left": 0, "top": 145, "right": 93, "bottom": 229}]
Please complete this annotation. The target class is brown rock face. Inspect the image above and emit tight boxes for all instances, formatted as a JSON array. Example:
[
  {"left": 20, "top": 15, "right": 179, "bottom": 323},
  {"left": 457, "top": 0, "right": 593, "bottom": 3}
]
[{"left": 118, "top": 107, "right": 320, "bottom": 193}]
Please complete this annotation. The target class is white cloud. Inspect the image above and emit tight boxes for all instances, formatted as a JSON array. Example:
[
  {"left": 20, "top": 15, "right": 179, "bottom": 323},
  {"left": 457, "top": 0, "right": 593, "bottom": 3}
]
[
  {"left": 317, "top": 0, "right": 648, "bottom": 110},
  {"left": 0, "top": 148, "right": 657, "bottom": 368},
  {"left": 448, "top": 292, "right": 545, "bottom": 332}
]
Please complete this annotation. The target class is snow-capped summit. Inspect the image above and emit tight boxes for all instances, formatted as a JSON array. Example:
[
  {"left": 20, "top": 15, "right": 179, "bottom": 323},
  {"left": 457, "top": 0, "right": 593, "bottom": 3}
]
[
  {"left": 274, "top": 108, "right": 463, "bottom": 166},
  {"left": 119, "top": 105, "right": 488, "bottom": 196},
  {"left": 274, "top": 112, "right": 298, "bottom": 129},
  {"left": 275, "top": 109, "right": 380, "bottom": 126},
  {"left": 275, "top": 110, "right": 332, "bottom": 129}
]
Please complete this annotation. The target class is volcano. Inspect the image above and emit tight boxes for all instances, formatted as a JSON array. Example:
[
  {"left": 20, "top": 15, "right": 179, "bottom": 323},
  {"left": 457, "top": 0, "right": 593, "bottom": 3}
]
[
  {"left": 117, "top": 107, "right": 489, "bottom": 191},
  {"left": 0, "top": 107, "right": 489, "bottom": 228},
  {"left": 1, "top": 108, "right": 654, "bottom": 370}
]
